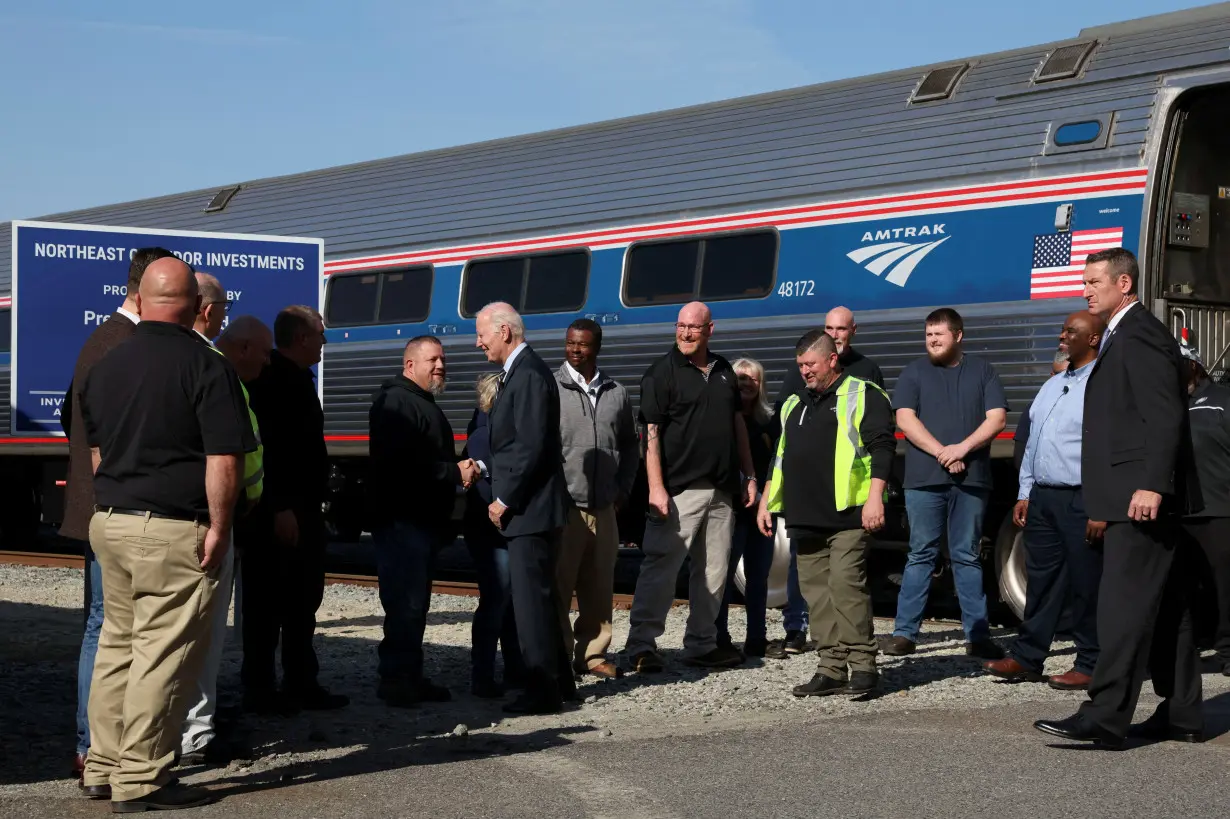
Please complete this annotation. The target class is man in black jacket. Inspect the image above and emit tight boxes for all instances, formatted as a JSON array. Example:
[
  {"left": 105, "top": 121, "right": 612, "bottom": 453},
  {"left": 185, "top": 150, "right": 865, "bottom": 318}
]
[
  {"left": 368, "top": 336, "right": 479, "bottom": 707},
  {"left": 241, "top": 305, "right": 348, "bottom": 712},
  {"left": 1035, "top": 248, "right": 1204, "bottom": 749},
  {"left": 476, "top": 301, "right": 574, "bottom": 715}
]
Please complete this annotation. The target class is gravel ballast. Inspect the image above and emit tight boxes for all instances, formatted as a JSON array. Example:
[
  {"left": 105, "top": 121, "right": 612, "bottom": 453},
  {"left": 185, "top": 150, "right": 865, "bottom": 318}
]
[{"left": 2, "top": 562, "right": 1226, "bottom": 801}]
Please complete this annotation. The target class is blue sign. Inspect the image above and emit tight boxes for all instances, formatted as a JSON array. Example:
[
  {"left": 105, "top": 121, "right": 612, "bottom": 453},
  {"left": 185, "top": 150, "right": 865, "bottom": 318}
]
[{"left": 10, "top": 221, "right": 324, "bottom": 435}]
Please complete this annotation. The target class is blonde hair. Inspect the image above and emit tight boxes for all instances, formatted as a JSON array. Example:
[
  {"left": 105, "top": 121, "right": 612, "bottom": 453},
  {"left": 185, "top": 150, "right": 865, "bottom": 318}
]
[
  {"left": 476, "top": 372, "right": 500, "bottom": 413},
  {"left": 732, "top": 358, "right": 772, "bottom": 425}
]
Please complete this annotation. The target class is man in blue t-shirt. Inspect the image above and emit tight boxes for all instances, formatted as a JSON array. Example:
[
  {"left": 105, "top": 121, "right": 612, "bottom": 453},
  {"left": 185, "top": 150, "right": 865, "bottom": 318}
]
[{"left": 884, "top": 308, "right": 1008, "bottom": 659}]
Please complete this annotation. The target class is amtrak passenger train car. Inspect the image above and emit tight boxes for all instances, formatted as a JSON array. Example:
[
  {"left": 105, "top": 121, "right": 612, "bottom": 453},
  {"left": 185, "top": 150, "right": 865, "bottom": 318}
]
[{"left": 3, "top": 4, "right": 1230, "bottom": 615}]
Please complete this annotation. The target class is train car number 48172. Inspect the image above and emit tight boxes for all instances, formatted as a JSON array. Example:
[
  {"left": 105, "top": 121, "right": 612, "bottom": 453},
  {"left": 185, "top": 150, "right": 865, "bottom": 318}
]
[{"left": 777, "top": 280, "right": 815, "bottom": 297}]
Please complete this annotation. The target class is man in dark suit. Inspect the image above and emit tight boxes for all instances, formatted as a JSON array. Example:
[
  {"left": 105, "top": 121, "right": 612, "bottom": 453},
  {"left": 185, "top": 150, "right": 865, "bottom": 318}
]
[
  {"left": 475, "top": 301, "right": 575, "bottom": 714},
  {"left": 1035, "top": 247, "right": 1204, "bottom": 749},
  {"left": 60, "top": 246, "right": 175, "bottom": 784}
]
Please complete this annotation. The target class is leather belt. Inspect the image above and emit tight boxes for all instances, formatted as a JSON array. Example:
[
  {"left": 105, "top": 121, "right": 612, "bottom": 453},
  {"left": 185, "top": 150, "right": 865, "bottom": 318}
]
[
  {"left": 1034, "top": 484, "right": 1081, "bottom": 491},
  {"left": 100, "top": 507, "right": 210, "bottom": 526}
]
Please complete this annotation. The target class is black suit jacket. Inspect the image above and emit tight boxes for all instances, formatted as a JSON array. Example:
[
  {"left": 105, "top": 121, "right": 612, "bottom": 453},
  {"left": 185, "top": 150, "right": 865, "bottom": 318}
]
[
  {"left": 488, "top": 345, "right": 569, "bottom": 537},
  {"left": 1081, "top": 303, "right": 1202, "bottom": 521}
]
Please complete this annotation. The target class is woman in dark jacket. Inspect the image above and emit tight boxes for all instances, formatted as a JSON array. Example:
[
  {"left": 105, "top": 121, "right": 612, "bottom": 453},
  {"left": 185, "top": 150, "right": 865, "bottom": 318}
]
[{"left": 464, "top": 373, "right": 525, "bottom": 697}]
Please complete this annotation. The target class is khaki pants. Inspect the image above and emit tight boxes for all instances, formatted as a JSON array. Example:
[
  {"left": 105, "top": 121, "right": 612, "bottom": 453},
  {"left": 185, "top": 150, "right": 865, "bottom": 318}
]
[
  {"left": 795, "top": 528, "right": 876, "bottom": 679},
  {"left": 626, "top": 482, "right": 733, "bottom": 659},
  {"left": 555, "top": 505, "right": 619, "bottom": 672},
  {"left": 84, "top": 510, "right": 219, "bottom": 802},
  {"left": 181, "top": 538, "right": 234, "bottom": 754}
]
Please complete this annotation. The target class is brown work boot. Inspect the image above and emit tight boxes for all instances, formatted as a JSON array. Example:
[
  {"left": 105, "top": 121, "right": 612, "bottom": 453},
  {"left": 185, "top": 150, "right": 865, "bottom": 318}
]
[
  {"left": 879, "top": 636, "right": 916, "bottom": 656},
  {"left": 1048, "top": 668, "right": 1093, "bottom": 691},
  {"left": 983, "top": 657, "right": 1046, "bottom": 682}
]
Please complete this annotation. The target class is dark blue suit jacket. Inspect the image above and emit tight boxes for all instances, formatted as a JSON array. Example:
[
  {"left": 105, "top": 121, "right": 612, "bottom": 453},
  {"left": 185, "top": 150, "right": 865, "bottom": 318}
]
[{"left": 488, "top": 344, "right": 569, "bottom": 537}]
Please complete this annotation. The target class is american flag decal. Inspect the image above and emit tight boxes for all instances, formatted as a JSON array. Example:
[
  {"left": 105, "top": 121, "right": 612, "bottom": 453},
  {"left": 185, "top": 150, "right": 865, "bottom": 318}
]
[{"left": 1030, "top": 228, "right": 1124, "bottom": 299}]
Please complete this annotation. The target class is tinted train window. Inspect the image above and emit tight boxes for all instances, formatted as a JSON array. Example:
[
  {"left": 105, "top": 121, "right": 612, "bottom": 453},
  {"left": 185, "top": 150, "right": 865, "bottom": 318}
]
[
  {"left": 378, "top": 267, "right": 433, "bottom": 323},
  {"left": 699, "top": 232, "right": 778, "bottom": 300},
  {"left": 326, "top": 265, "right": 433, "bottom": 326},
  {"left": 462, "top": 250, "right": 589, "bottom": 317},
  {"left": 0, "top": 310, "right": 10, "bottom": 353},
  {"left": 326, "top": 274, "right": 379, "bottom": 325},
  {"left": 624, "top": 230, "right": 777, "bottom": 305}
]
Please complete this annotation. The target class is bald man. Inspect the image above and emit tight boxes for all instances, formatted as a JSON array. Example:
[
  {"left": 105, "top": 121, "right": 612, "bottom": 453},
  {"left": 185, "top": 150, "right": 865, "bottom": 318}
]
[
  {"left": 987, "top": 311, "right": 1105, "bottom": 690},
  {"left": 79, "top": 256, "right": 254, "bottom": 810},
  {"left": 193, "top": 272, "right": 229, "bottom": 343},
  {"left": 624, "top": 302, "right": 758, "bottom": 672}
]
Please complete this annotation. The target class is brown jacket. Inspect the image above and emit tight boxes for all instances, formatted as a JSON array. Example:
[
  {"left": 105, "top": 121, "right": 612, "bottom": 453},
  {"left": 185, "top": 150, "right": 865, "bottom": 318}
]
[{"left": 59, "top": 311, "right": 137, "bottom": 541}]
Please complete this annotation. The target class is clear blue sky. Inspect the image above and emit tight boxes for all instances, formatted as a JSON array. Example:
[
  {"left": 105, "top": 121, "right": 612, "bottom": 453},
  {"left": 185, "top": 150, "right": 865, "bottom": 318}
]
[{"left": 0, "top": 0, "right": 1212, "bottom": 222}]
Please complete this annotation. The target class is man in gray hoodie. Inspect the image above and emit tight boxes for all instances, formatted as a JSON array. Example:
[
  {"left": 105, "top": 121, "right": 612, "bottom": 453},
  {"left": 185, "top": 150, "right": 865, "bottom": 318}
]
[{"left": 555, "top": 318, "right": 640, "bottom": 678}]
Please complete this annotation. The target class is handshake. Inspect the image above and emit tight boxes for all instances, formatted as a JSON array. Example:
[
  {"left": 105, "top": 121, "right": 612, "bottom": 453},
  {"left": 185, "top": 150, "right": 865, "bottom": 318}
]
[{"left": 457, "top": 458, "right": 481, "bottom": 489}]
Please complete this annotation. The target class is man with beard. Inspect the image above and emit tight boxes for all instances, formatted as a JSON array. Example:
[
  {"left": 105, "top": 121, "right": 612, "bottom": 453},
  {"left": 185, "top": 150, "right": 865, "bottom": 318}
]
[
  {"left": 885, "top": 307, "right": 1007, "bottom": 659},
  {"left": 368, "top": 336, "right": 480, "bottom": 707}
]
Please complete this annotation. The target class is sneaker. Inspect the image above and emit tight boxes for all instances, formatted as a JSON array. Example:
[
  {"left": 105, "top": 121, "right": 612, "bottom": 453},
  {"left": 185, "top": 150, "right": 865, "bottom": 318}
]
[
  {"left": 764, "top": 639, "right": 789, "bottom": 660},
  {"left": 879, "top": 636, "right": 916, "bottom": 656},
  {"left": 792, "top": 673, "right": 847, "bottom": 697},
  {"left": 743, "top": 637, "right": 768, "bottom": 658},
  {"left": 684, "top": 645, "right": 745, "bottom": 668},
  {"left": 782, "top": 630, "right": 809, "bottom": 655},
  {"left": 286, "top": 685, "right": 349, "bottom": 711},
  {"left": 629, "top": 650, "right": 664, "bottom": 673},
  {"left": 965, "top": 639, "right": 1005, "bottom": 660},
  {"left": 846, "top": 670, "right": 880, "bottom": 695}
]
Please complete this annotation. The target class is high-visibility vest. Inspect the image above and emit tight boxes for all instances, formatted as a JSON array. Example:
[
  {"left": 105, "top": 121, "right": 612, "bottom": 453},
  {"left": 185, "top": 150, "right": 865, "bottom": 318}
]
[
  {"left": 210, "top": 346, "right": 264, "bottom": 503},
  {"left": 765, "top": 375, "right": 887, "bottom": 514}
]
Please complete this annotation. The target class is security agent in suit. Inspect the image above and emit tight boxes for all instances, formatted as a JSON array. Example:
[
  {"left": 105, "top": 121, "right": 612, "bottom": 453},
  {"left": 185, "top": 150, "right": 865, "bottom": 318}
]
[
  {"left": 1035, "top": 248, "right": 1204, "bottom": 749},
  {"left": 475, "top": 301, "right": 576, "bottom": 715}
]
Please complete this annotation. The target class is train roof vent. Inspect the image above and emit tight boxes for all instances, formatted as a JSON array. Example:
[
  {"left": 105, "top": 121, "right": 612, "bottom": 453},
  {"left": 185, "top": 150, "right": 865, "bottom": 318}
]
[
  {"left": 203, "top": 185, "right": 241, "bottom": 213},
  {"left": 910, "top": 63, "right": 969, "bottom": 103},
  {"left": 1034, "top": 41, "right": 1097, "bottom": 83}
]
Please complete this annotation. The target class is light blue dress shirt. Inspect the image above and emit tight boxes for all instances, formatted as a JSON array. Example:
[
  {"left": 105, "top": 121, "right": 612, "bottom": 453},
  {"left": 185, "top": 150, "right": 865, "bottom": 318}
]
[{"left": 1018, "top": 361, "right": 1093, "bottom": 499}]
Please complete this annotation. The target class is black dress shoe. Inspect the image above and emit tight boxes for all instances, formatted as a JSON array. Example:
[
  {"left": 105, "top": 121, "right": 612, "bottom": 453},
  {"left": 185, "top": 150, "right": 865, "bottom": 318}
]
[
  {"left": 1127, "top": 714, "right": 1204, "bottom": 743},
  {"left": 965, "top": 639, "right": 1005, "bottom": 660},
  {"left": 792, "top": 674, "right": 848, "bottom": 697},
  {"left": 1033, "top": 714, "right": 1124, "bottom": 749},
  {"left": 80, "top": 783, "right": 111, "bottom": 800},
  {"left": 242, "top": 689, "right": 300, "bottom": 717},
  {"left": 111, "top": 783, "right": 215, "bottom": 813},
  {"left": 286, "top": 685, "right": 349, "bottom": 711},
  {"left": 472, "top": 679, "right": 505, "bottom": 699},
  {"left": 503, "top": 692, "right": 563, "bottom": 715}
]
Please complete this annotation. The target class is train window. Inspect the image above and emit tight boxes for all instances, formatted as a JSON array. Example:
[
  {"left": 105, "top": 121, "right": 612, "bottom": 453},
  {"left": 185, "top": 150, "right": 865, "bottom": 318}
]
[
  {"left": 377, "top": 266, "right": 433, "bottom": 323},
  {"left": 0, "top": 310, "right": 9, "bottom": 353},
  {"left": 699, "top": 231, "right": 778, "bottom": 300},
  {"left": 623, "top": 239, "right": 700, "bottom": 305},
  {"left": 523, "top": 251, "right": 588, "bottom": 313},
  {"left": 624, "top": 230, "right": 778, "bottom": 305},
  {"left": 325, "top": 273, "right": 379, "bottom": 326},
  {"left": 462, "top": 250, "right": 590, "bottom": 317},
  {"left": 1054, "top": 120, "right": 1103, "bottom": 146}
]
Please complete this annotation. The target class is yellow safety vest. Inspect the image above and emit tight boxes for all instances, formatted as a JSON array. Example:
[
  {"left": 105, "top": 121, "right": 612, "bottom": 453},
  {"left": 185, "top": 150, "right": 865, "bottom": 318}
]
[
  {"left": 765, "top": 375, "right": 887, "bottom": 514},
  {"left": 210, "top": 346, "right": 264, "bottom": 503}
]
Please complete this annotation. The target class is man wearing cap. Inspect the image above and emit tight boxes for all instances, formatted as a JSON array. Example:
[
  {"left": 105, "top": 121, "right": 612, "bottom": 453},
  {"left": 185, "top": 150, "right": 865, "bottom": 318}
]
[{"left": 1178, "top": 335, "right": 1230, "bottom": 678}]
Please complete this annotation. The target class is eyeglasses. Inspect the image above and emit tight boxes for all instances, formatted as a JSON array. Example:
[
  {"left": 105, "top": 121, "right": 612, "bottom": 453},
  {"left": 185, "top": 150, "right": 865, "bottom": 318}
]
[
  {"left": 676, "top": 322, "right": 708, "bottom": 334},
  {"left": 208, "top": 300, "right": 233, "bottom": 314}
]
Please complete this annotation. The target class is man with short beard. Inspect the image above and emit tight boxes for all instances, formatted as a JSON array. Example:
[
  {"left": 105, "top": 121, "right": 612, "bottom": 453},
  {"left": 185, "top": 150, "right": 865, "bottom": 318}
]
[
  {"left": 886, "top": 307, "right": 1008, "bottom": 660},
  {"left": 367, "top": 335, "right": 480, "bottom": 707}
]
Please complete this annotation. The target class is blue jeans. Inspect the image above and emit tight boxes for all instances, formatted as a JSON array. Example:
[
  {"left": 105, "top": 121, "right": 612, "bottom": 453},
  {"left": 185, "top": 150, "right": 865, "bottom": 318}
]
[
  {"left": 716, "top": 511, "right": 773, "bottom": 644},
  {"left": 467, "top": 528, "right": 525, "bottom": 685},
  {"left": 76, "top": 545, "right": 104, "bottom": 755},
  {"left": 373, "top": 521, "right": 442, "bottom": 681},
  {"left": 784, "top": 538, "right": 809, "bottom": 635},
  {"left": 895, "top": 486, "right": 991, "bottom": 642}
]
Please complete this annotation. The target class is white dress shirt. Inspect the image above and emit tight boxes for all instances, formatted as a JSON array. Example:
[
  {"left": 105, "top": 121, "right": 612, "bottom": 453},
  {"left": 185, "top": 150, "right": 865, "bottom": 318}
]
[
  {"left": 563, "top": 360, "right": 601, "bottom": 407},
  {"left": 116, "top": 306, "right": 140, "bottom": 325}
]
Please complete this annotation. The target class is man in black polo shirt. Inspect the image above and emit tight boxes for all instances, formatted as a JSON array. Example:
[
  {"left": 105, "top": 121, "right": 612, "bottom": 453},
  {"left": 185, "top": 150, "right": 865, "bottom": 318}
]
[
  {"left": 623, "top": 301, "right": 758, "bottom": 672},
  {"left": 79, "top": 256, "right": 253, "bottom": 812}
]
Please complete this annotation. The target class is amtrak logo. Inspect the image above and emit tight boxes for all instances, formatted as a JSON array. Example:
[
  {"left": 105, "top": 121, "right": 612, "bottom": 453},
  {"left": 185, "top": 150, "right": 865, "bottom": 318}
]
[{"left": 847, "top": 225, "right": 949, "bottom": 287}]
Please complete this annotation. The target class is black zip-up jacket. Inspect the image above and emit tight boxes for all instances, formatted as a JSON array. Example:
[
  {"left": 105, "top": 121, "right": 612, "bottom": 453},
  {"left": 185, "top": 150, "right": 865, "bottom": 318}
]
[
  {"left": 1186, "top": 379, "right": 1230, "bottom": 519},
  {"left": 780, "top": 373, "right": 896, "bottom": 534},
  {"left": 367, "top": 375, "right": 460, "bottom": 529},
  {"left": 246, "top": 350, "right": 329, "bottom": 514}
]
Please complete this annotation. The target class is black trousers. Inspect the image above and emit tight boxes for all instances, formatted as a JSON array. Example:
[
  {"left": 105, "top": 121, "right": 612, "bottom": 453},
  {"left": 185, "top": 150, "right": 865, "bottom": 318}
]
[
  {"left": 1012, "top": 486, "right": 1101, "bottom": 675},
  {"left": 506, "top": 529, "right": 575, "bottom": 704},
  {"left": 1079, "top": 520, "right": 1202, "bottom": 736},
  {"left": 239, "top": 505, "right": 327, "bottom": 693},
  {"left": 1182, "top": 517, "right": 1230, "bottom": 664}
]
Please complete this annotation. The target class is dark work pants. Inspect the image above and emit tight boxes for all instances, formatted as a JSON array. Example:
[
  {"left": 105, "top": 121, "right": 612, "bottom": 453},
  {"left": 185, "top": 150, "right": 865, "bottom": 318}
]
[
  {"left": 506, "top": 529, "right": 575, "bottom": 704},
  {"left": 372, "top": 520, "right": 443, "bottom": 682},
  {"left": 1079, "top": 520, "right": 1202, "bottom": 737},
  {"left": 1182, "top": 517, "right": 1230, "bottom": 664},
  {"left": 1011, "top": 486, "right": 1101, "bottom": 675},
  {"left": 466, "top": 524, "right": 525, "bottom": 687},
  {"left": 239, "top": 505, "right": 326, "bottom": 693}
]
